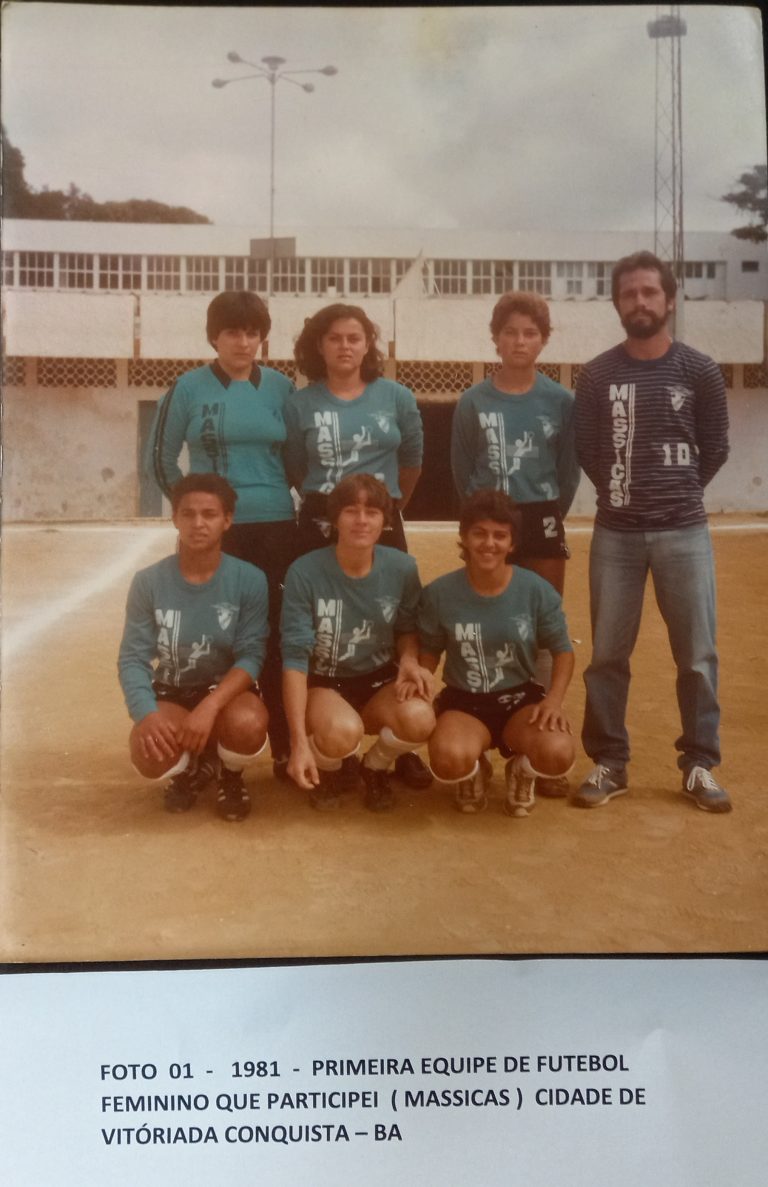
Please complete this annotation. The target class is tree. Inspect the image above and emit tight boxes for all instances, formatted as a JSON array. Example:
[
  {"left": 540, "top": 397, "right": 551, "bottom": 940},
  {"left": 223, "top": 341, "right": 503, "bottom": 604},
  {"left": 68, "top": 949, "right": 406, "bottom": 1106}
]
[
  {"left": 721, "top": 165, "right": 767, "bottom": 243},
  {"left": 2, "top": 127, "right": 211, "bottom": 224}
]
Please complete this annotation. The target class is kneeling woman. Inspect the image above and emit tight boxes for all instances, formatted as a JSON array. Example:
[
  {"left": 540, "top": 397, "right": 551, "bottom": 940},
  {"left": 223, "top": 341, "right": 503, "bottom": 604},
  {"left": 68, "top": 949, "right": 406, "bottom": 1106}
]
[
  {"left": 418, "top": 490, "right": 575, "bottom": 816},
  {"left": 281, "top": 474, "right": 435, "bottom": 811},
  {"left": 119, "top": 474, "right": 270, "bottom": 822}
]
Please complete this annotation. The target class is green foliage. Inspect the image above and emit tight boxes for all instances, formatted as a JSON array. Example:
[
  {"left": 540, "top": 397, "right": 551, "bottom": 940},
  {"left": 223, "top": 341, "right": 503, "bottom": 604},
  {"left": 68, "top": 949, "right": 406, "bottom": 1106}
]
[
  {"left": 721, "top": 165, "right": 767, "bottom": 244},
  {"left": 2, "top": 127, "right": 211, "bottom": 224}
]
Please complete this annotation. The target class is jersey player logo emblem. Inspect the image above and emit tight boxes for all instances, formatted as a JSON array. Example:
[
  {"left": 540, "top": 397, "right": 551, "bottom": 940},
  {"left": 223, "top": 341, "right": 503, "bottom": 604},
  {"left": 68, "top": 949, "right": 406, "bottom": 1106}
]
[
  {"left": 214, "top": 602, "right": 237, "bottom": 630},
  {"left": 667, "top": 384, "right": 691, "bottom": 411}
]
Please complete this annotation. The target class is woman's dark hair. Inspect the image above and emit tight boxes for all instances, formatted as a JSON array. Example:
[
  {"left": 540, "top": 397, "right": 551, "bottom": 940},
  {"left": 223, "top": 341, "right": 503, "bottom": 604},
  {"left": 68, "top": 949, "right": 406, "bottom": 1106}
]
[
  {"left": 206, "top": 291, "right": 271, "bottom": 346},
  {"left": 294, "top": 303, "right": 384, "bottom": 382},
  {"left": 326, "top": 473, "right": 393, "bottom": 528},
  {"left": 490, "top": 290, "right": 551, "bottom": 342},
  {"left": 170, "top": 473, "right": 237, "bottom": 516},
  {"left": 458, "top": 490, "right": 519, "bottom": 560}
]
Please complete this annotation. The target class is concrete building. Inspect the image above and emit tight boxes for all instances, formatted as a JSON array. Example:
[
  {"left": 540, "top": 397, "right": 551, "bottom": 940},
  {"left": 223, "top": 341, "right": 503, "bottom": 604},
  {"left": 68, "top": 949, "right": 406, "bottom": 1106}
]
[{"left": 2, "top": 220, "right": 766, "bottom": 520}]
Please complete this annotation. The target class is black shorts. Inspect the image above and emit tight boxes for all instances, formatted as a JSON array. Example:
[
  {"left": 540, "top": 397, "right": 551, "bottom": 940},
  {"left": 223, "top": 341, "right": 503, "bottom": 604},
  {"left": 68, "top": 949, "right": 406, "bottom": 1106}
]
[
  {"left": 152, "top": 681, "right": 258, "bottom": 710},
  {"left": 297, "top": 490, "right": 408, "bottom": 555},
  {"left": 307, "top": 662, "right": 399, "bottom": 713},
  {"left": 513, "top": 500, "right": 569, "bottom": 562},
  {"left": 435, "top": 681, "right": 545, "bottom": 757}
]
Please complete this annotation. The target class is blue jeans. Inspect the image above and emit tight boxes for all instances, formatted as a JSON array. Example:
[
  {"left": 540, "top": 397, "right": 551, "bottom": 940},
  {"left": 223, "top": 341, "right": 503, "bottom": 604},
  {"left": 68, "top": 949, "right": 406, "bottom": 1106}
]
[{"left": 582, "top": 523, "right": 720, "bottom": 771}]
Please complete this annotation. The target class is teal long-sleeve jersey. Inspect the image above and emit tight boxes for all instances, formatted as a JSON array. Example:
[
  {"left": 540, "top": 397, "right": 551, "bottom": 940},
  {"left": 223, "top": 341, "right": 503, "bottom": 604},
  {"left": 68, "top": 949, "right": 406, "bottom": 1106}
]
[
  {"left": 418, "top": 566, "right": 572, "bottom": 694},
  {"left": 451, "top": 374, "right": 580, "bottom": 515},
  {"left": 147, "top": 361, "right": 295, "bottom": 523},
  {"left": 118, "top": 553, "right": 269, "bottom": 722},
  {"left": 281, "top": 545, "right": 421, "bottom": 677},
  {"left": 282, "top": 378, "right": 423, "bottom": 497}
]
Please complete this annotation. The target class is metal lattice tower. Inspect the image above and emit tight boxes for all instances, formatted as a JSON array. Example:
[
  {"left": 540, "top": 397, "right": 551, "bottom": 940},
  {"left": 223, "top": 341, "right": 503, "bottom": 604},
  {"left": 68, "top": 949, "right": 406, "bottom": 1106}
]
[{"left": 647, "top": 7, "right": 687, "bottom": 290}]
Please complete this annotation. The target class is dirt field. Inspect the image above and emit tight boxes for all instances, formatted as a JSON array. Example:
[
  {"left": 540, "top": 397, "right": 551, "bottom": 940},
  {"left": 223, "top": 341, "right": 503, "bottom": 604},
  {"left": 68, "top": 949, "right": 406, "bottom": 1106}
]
[{"left": 1, "top": 517, "right": 766, "bottom": 962}]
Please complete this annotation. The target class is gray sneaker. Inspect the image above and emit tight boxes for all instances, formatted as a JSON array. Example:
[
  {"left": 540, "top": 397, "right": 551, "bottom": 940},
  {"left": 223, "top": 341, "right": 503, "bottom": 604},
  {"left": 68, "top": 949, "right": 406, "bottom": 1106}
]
[
  {"left": 570, "top": 764, "right": 628, "bottom": 809},
  {"left": 504, "top": 755, "right": 536, "bottom": 818},
  {"left": 454, "top": 754, "right": 493, "bottom": 814},
  {"left": 682, "top": 766, "right": 732, "bottom": 813}
]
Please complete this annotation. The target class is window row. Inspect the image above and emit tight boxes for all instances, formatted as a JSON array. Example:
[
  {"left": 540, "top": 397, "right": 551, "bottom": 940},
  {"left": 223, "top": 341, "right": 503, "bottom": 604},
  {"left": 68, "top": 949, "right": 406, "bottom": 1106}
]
[{"left": 3, "top": 252, "right": 735, "bottom": 297}]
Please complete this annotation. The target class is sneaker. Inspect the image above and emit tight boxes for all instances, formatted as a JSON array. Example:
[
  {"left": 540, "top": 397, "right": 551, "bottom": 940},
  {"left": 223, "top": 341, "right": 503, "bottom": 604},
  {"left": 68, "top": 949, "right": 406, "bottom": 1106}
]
[
  {"left": 163, "top": 755, "right": 218, "bottom": 813},
  {"left": 570, "top": 764, "right": 628, "bottom": 809},
  {"left": 336, "top": 754, "right": 362, "bottom": 793},
  {"left": 682, "top": 766, "right": 732, "bottom": 813},
  {"left": 309, "top": 769, "right": 341, "bottom": 811},
  {"left": 504, "top": 755, "right": 536, "bottom": 818},
  {"left": 362, "top": 764, "right": 395, "bottom": 812},
  {"left": 454, "top": 755, "right": 492, "bottom": 814},
  {"left": 536, "top": 774, "right": 570, "bottom": 798},
  {"left": 216, "top": 767, "right": 251, "bottom": 822},
  {"left": 394, "top": 751, "right": 433, "bottom": 790}
]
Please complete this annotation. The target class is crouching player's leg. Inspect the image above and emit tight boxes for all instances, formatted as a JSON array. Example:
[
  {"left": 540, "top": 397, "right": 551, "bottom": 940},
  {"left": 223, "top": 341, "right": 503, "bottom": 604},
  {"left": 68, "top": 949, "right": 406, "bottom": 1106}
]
[
  {"left": 427, "top": 707, "right": 494, "bottom": 814},
  {"left": 302, "top": 686, "right": 365, "bottom": 811},
  {"left": 214, "top": 689, "right": 269, "bottom": 821},
  {"left": 360, "top": 675, "right": 436, "bottom": 812},
  {"left": 500, "top": 669, "right": 575, "bottom": 818}
]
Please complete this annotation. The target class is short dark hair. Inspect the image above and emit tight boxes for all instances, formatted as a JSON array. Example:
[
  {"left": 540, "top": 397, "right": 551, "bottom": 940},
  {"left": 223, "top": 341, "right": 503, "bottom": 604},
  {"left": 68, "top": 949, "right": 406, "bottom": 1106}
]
[
  {"left": 458, "top": 490, "right": 519, "bottom": 560},
  {"left": 611, "top": 251, "right": 677, "bottom": 307},
  {"left": 206, "top": 291, "right": 271, "bottom": 346},
  {"left": 490, "top": 290, "right": 551, "bottom": 341},
  {"left": 294, "top": 303, "right": 384, "bottom": 382},
  {"left": 326, "top": 473, "right": 393, "bottom": 527},
  {"left": 170, "top": 473, "right": 237, "bottom": 516}
]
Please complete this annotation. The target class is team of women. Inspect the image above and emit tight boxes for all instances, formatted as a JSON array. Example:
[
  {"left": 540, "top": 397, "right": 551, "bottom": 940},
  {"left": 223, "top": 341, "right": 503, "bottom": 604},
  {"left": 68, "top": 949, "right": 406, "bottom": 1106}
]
[{"left": 118, "top": 288, "right": 581, "bottom": 820}]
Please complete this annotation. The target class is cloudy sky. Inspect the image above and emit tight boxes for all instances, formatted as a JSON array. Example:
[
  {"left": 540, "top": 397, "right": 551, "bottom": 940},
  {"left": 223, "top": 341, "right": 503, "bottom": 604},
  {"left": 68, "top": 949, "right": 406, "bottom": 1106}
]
[{"left": 2, "top": 4, "right": 765, "bottom": 235}]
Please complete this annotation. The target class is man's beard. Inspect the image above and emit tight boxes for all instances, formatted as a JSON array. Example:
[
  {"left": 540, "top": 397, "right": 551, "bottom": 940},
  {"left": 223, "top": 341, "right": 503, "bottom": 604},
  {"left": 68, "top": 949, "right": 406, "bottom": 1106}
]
[{"left": 620, "top": 309, "right": 669, "bottom": 339}]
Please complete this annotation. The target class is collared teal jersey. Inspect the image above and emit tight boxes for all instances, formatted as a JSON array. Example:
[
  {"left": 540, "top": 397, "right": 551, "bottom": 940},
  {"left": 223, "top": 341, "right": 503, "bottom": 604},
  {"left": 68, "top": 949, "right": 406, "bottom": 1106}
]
[{"left": 147, "top": 362, "right": 295, "bottom": 523}]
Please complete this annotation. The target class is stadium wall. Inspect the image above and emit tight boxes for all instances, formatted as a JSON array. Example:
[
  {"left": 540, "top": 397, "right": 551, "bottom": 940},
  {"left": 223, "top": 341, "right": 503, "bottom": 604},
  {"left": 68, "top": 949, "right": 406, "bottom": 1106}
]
[{"left": 2, "top": 299, "right": 766, "bottom": 521}]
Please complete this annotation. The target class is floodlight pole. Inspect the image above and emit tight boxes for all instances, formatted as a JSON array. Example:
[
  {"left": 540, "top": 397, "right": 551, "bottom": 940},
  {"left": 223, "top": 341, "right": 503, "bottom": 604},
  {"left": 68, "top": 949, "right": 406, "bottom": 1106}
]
[
  {"left": 647, "top": 6, "right": 687, "bottom": 337},
  {"left": 212, "top": 54, "right": 338, "bottom": 294}
]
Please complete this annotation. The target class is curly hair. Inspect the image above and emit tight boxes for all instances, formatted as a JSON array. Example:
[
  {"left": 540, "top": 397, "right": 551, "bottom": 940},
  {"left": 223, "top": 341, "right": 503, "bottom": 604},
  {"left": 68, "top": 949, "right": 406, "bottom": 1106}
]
[
  {"left": 490, "top": 291, "right": 551, "bottom": 342},
  {"left": 457, "top": 490, "right": 520, "bottom": 561},
  {"left": 293, "top": 304, "right": 385, "bottom": 382}
]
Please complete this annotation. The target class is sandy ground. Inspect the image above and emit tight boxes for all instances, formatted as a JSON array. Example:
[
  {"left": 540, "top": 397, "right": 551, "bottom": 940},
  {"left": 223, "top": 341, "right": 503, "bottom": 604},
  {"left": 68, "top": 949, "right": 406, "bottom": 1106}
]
[{"left": 1, "top": 517, "right": 766, "bottom": 962}]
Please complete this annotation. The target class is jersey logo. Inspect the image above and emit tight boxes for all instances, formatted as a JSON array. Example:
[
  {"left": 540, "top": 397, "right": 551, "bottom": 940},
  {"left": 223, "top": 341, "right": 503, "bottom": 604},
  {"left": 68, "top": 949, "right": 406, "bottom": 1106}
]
[
  {"left": 213, "top": 602, "right": 237, "bottom": 630},
  {"left": 375, "top": 596, "right": 399, "bottom": 624},
  {"left": 667, "top": 384, "right": 692, "bottom": 411}
]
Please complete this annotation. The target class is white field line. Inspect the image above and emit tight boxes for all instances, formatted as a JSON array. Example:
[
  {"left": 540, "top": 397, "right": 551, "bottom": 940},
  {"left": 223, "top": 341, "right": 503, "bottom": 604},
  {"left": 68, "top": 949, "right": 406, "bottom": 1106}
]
[
  {"left": 2, "top": 518, "right": 764, "bottom": 663},
  {"left": 2, "top": 527, "right": 172, "bottom": 663},
  {"left": 406, "top": 521, "right": 768, "bottom": 534}
]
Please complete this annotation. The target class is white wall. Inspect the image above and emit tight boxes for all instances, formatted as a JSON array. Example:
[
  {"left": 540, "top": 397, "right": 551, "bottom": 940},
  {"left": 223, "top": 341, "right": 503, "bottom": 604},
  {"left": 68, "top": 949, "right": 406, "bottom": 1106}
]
[{"left": 3, "top": 292, "right": 764, "bottom": 363}]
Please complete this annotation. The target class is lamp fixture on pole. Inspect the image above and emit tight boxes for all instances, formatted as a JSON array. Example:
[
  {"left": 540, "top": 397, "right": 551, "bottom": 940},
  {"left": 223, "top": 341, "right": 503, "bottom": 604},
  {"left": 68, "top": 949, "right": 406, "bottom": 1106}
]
[{"left": 212, "top": 54, "right": 338, "bottom": 294}]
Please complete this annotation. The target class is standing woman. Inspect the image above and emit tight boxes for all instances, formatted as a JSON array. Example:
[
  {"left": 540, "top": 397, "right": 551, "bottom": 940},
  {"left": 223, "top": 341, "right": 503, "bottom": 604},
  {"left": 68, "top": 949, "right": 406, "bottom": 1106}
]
[
  {"left": 450, "top": 291, "right": 579, "bottom": 798},
  {"left": 450, "top": 291, "right": 579, "bottom": 598},
  {"left": 281, "top": 474, "right": 435, "bottom": 812},
  {"left": 284, "top": 303, "right": 423, "bottom": 555},
  {"left": 147, "top": 290, "right": 296, "bottom": 775},
  {"left": 283, "top": 302, "right": 431, "bottom": 790},
  {"left": 419, "top": 490, "right": 575, "bottom": 818}
]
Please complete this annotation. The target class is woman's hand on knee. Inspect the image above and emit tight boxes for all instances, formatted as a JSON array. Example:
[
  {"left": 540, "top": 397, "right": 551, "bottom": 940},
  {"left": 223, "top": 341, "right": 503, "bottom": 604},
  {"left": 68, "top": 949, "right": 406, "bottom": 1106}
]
[{"left": 528, "top": 697, "right": 572, "bottom": 733}]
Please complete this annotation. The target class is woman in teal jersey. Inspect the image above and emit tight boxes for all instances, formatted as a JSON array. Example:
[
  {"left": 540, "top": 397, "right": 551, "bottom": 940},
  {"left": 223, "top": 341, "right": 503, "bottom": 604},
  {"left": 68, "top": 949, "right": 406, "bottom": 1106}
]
[
  {"left": 284, "top": 303, "right": 423, "bottom": 556},
  {"left": 119, "top": 474, "right": 270, "bottom": 822},
  {"left": 418, "top": 490, "right": 575, "bottom": 817},
  {"left": 450, "top": 291, "right": 579, "bottom": 597},
  {"left": 283, "top": 302, "right": 431, "bottom": 792},
  {"left": 281, "top": 474, "right": 435, "bottom": 812},
  {"left": 147, "top": 290, "right": 296, "bottom": 774}
]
